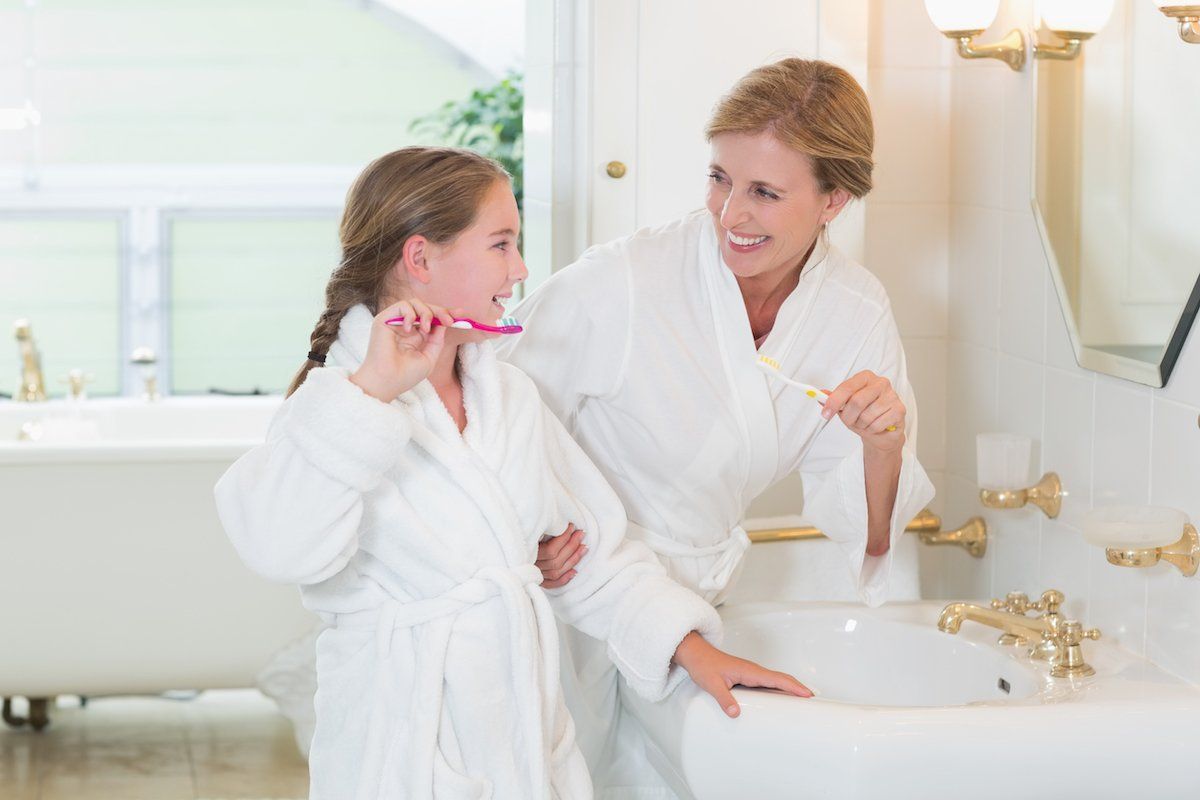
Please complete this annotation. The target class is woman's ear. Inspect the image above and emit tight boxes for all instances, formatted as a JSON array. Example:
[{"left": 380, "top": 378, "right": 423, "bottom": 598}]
[
  {"left": 820, "top": 188, "right": 853, "bottom": 225},
  {"left": 400, "top": 235, "right": 433, "bottom": 285}
]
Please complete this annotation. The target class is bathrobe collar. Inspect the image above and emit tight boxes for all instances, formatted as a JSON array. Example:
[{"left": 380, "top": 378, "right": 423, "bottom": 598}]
[
  {"left": 697, "top": 217, "right": 832, "bottom": 505},
  {"left": 327, "top": 304, "right": 506, "bottom": 460},
  {"left": 327, "top": 305, "right": 526, "bottom": 565}
]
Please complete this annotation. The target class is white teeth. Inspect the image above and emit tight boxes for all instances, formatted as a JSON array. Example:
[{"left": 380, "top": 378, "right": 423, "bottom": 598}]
[{"left": 728, "top": 232, "right": 768, "bottom": 247}]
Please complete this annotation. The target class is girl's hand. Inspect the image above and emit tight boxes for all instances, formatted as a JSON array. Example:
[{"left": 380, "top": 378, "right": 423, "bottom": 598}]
[
  {"left": 821, "top": 370, "right": 906, "bottom": 453},
  {"left": 537, "top": 522, "right": 587, "bottom": 588},
  {"left": 672, "top": 632, "right": 812, "bottom": 718},
  {"left": 350, "top": 300, "right": 454, "bottom": 403}
]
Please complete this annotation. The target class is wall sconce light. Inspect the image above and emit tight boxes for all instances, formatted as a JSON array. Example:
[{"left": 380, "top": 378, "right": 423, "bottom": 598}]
[
  {"left": 924, "top": 0, "right": 1027, "bottom": 71},
  {"left": 976, "top": 433, "right": 1063, "bottom": 518},
  {"left": 1034, "top": 0, "right": 1116, "bottom": 60},
  {"left": 1156, "top": 2, "right": 1200, "bottom": 43}
]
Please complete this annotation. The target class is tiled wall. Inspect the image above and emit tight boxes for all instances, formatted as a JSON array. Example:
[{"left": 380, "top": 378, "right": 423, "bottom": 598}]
[{"left": 870, "top": 0, "right": 1200, "bottom": 683}]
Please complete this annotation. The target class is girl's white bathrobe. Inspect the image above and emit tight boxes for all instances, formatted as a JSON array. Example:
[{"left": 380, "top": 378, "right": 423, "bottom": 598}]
[
  {"left": 214, "top": 304, "right": 721, "bottom": 800},
  {"left": 495, "top": 209, "right": 935, "bottom": 794}
]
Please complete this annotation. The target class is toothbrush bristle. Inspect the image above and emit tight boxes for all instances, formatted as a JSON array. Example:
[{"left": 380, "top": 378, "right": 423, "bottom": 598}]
[{"left": 758, "top": 355, "right": 781, "bottom": 370}]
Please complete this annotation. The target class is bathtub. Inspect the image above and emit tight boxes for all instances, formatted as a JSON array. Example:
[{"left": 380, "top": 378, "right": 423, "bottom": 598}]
[{"left": 0, "top": 397, "right": 318, "bottom": 699}]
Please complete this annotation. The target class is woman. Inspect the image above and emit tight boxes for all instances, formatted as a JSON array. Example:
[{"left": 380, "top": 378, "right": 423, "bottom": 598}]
[{"left": 496, "top": 58, "right": 934, "bottom": 795}]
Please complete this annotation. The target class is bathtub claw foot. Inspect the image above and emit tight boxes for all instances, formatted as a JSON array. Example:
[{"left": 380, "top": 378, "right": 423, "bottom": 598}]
[{"left": 2, "top": 697, "right": 52, "bottom": 731}]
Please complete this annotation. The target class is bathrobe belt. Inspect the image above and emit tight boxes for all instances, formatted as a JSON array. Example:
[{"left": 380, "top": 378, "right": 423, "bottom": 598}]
[
  {"left": 336, "top": 562, "right": 563, "bottom": 800},
  {"left": 628, "top": 524, "right": 752, "bottom": 594}
]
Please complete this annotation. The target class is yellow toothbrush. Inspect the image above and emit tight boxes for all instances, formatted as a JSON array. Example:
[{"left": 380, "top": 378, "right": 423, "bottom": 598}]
[{"left": 757, "top": 355, "right": 897, "bottom": 432}]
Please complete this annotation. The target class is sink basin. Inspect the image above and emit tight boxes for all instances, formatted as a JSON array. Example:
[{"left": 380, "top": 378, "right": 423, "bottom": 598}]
[{"left": 624, "top": 601, "right": 1200, "bottom": 799}]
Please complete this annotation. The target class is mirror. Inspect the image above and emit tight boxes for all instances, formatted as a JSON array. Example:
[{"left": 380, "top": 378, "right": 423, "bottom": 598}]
[{"left": 1033, "top": 0, "right": 1200, "bottom": 387}]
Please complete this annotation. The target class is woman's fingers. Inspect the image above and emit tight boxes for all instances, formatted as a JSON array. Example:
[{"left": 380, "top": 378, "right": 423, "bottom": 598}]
[{"left": 820, "top": 371, "right": 870, "bottom": 421}]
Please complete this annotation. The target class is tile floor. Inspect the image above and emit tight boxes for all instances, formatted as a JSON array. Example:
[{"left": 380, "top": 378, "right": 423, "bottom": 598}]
[{"left": 0, "top": 690, "right": 308, "bottom": 800}]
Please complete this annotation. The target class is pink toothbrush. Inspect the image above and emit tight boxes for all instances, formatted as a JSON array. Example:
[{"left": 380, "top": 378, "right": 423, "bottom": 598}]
[{"left": 385, "top": 315, "right": 524, "bottom": 334}]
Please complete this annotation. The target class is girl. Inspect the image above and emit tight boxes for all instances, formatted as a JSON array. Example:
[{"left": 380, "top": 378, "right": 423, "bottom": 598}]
[{"left": 214, "top": 146, "right": 809, "bottom": 799}]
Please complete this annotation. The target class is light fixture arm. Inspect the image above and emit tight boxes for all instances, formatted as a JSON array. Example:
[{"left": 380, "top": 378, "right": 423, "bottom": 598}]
[
  {"left": 944, "top": 28, "right": 1027, "bottom": 71},
  {"left": 1033, "top": 30, "right": 1094, "bottom": 60}
]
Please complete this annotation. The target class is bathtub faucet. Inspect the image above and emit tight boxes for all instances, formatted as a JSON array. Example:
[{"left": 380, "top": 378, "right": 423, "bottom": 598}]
[{"left": 13, "top": 319, "right": 47, "bottom": 402}]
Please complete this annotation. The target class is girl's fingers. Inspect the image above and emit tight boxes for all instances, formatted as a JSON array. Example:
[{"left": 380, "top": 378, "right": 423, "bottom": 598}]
[
  {"left": 699, "top": 676, "right": 740, "bottom": 718},
  {"left": 740, "top": 667, "right": 813, "bottom": 698},
  {"left": 541, "top": 569, "right": 577, "bottom": 589},
  {"left": 539, "top": 534, "right": 584, "bottom": 573},
  {"left": 538, "top": 524, "right": 577, "bottom": 562}
]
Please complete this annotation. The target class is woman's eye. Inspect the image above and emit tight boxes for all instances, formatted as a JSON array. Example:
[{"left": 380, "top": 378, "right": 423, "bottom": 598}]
[
  {"left": 707, "top": 171, "right": 726, "bottom": 184},
  {"left": 755, "top": 187, "right": 779, "bottom": 200}
]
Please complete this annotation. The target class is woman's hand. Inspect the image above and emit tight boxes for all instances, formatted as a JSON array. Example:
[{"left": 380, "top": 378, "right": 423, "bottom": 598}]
[
  {"left": 672, "top": 632, "right": 812, "bottom": 718},
  {"left": 537, "top": 522, "right": 588, "bottom": 588},
  {"left": 350, "top": 300, "right": 454, "bottom": 403},
  {"left": 821, "top": 370, "right": 906, "bottom": 453}
]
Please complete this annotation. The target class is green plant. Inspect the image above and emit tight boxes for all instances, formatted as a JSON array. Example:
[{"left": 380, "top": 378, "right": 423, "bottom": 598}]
[{"left": 410, "top": 72, "right": 524, "bottom": 211}]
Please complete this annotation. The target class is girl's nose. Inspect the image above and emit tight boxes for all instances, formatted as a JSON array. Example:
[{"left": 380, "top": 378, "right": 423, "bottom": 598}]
[{"left": 513, "top": 252, "right": 529, "bottom": 283}]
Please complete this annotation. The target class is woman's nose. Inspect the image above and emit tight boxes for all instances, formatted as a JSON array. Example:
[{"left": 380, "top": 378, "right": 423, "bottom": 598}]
[{"left": 720, "top": 194, "right": 749, "bottom": 230}]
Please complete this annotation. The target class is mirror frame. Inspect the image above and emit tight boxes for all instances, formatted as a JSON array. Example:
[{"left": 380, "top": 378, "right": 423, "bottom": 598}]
[{"left": 1029, "top": 56, "right": 1200, "bottom": 388}]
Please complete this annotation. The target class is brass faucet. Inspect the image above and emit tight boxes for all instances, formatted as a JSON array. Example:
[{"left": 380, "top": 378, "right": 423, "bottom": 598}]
[
  {"left": 14, "top": 319, "right": 47, "bottom": 402},
  {"left": 938, "top": 589, "right": 1101, "bottom": 678}
]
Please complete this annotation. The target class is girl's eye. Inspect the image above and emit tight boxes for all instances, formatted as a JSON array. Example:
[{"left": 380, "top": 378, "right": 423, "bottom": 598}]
[
  {"left": 755, "top": 187, "right": 779, "bottom": 201},
  {"left": 493, "top": 241, "right": 509, "bottom": 251}
]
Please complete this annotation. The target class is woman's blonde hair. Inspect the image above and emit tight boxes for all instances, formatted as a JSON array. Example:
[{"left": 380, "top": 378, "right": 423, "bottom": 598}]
[
  {"left": 705, "top": 58, "right": 874, "bottom": 199},
  {"left": 286, "top": 146, "right": 510, "bottom": 397}
]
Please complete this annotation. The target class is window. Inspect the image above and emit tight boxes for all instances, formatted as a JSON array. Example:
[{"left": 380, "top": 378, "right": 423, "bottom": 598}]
[{"left": 1, "top": 0, "right": 526, "bottom": 397}]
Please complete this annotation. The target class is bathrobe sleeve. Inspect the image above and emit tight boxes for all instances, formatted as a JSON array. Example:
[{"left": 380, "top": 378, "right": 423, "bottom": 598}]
[
  {"left": 798, "top": 303, "right": 935, "bottom": 607},
  {"left": 495, "top": 243, "right": 632, "bottom": 427},
  {"left": 214, "top": 367, "right": 412, "bottom": 585},
  {"left": 533, "top": 399, "right": 722, "bottom": 703}
]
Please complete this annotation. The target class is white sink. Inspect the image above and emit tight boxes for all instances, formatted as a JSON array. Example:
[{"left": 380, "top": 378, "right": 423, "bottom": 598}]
[{"left": 624, "top": 601, "right": 1200, "bottom": 799}]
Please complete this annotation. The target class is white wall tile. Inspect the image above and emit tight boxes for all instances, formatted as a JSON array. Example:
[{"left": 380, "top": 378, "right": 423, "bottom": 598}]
[
  {"left": 868, "top": 0, "right": 950, "bottom": 69},
  {"left": 939, "top": 473, "right": 993, "bottom": 600},
  {"left": 1149, "top": 398, "right": 1200, "bottom": 523},
  {"left": 1092, "top": 378, "right": 1153, "bottom": 507},
  {"left": 1087, "top": 548, "right": 1147, "bottom": 656},
  {"left": 950, "top": 66, "right": 1005, "bottom": 209},
  {"left": 1038, "top": 520, "right": 1091, "bottom": 622},
  {"left": 990, "top": 510, "right": 1043, "bottom": 601},
  {"left": 904, "top": 336, "right": 947, "bottom": 472},
  {"left": 945, "top": 342, "right": 997, "bottom": 481},
  {"left": 1146, "top": 568, "right": 1200, "bottom": 682},
  {"left": 998, "top": 211, "right": 1047, "bottom": 364},
  {"left": 948, "top": 204, "right": 1001, "bottom": 349},
  {"left": 866, "top": 204, "right": 948, "bottom": 338},
  {"left": 1042, "top": 367, "right": 1094, "bottom": 528},
  {"left": 868, "top": 68, "right": 950, "bottom": 206}
]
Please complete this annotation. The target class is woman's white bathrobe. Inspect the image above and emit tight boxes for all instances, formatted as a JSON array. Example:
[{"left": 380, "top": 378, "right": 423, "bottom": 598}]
[
  {"left": 214, "top": 305, "right": 721, "bottom": 800},
  {"left": 495, "top": 209, "right": 936, "bottom": 794}
]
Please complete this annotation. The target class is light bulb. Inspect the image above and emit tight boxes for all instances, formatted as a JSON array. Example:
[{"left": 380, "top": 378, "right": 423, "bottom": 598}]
[
  {"left": 1041, "top": 0, "right": 1115, "bottom": 33},
  {"left": 924, "top": 0, "right": 1002, "bottom": 32}
]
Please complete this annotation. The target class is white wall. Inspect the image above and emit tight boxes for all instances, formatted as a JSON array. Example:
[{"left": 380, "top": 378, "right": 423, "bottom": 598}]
[{"left": 917, "top": 0, "right": 1200, "bottom": 685}]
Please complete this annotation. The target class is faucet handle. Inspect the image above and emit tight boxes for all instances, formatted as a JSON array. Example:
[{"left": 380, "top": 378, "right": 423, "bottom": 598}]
[
  {"left": 991, "top": 592, "right": 1033, "bottom": 613},
  {"left": 59, "top": 369, "right": 95, "bottom": 400},
  {"left": 1029, "top": 589, "right": 1064, "bottom": 615},
  {"left": 1059, "top": 620, "right": 1101, "bottom": 646}
]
